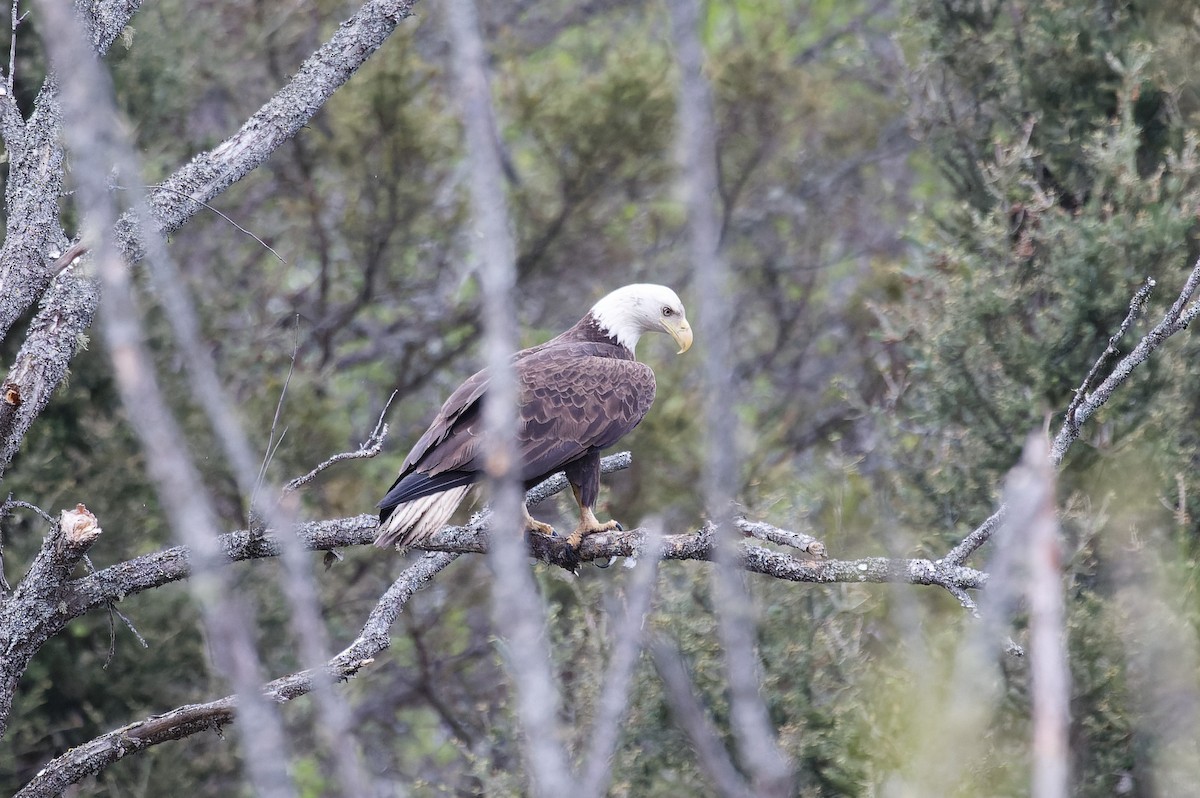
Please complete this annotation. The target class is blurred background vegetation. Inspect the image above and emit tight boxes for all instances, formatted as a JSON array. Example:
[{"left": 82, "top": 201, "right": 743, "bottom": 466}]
[{"left": 3, "top": 0, "right": 1200, "bottom": 794}]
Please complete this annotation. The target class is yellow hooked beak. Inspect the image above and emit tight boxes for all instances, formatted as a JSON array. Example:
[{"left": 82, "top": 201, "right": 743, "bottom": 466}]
[{"left": 663, "top": 317, "right": 693, "bottom": 354}]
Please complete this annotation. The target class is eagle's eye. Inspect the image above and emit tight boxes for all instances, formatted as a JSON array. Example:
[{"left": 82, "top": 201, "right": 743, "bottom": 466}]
[{"left": 662, "top": 306, "right": 674, "bottom": 317}]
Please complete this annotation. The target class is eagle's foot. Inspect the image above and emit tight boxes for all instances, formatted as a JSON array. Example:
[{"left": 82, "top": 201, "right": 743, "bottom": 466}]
[
  {"left": 521, "top": 505, "right": 556, "bottom": 537},
  {"left": 564, "top": 515, "right": 623, "bottom": 551},
  {"left": 525, "top": 517, "right": 556, "bottom": 537}
]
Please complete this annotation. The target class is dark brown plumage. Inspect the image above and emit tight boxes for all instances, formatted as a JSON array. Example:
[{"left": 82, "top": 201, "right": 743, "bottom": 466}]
[{"left": 375, "top": 284, "right": 691, "bottom": 555}]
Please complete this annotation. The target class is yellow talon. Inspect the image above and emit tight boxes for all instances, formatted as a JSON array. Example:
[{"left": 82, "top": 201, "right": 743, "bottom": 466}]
[{"left": 565, "top": 507, "right": 622, "bottom": 549}]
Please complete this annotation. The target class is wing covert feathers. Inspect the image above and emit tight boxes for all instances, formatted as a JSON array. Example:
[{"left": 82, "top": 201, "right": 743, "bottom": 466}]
[
  {"left": 377, "top": 329, "right": 659, "bottom": 551},
  {"left": 374, "top": 485, "right": 470, "bottom": 550}
]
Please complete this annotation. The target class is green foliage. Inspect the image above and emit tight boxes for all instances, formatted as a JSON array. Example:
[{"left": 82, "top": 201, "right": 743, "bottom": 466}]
[
  {"left": 894, "top": 1, "right": 1200, "bottom": 793},
  {"left": 900, "top": 2, "right": 1200, "bottom": 524}
]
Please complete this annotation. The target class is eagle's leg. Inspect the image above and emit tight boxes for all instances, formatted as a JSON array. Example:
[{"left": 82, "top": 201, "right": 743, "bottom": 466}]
[
  {"left": 564, "top": 483, "right": 623, "bottom": 550},
  {"left": 521, "top": 503, "right": 556, "bottom": 537}
]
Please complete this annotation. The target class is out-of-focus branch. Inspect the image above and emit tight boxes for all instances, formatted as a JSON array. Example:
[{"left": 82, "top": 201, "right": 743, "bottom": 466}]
[
  {"left": 14, "top": 551, "right": 459, "bottom": 798},
  {"left": 33, "top": 0, "right": 295, "bottom": 792},
  {"left": 116, "top": 64, "right": 371, "bottom": 792},
  {"left": 668, "top": 0, "right": 794, "bottom": 793},
  {"left": 578, "top": 527, "right": 663, "bottom": 798},
  {"left": 445, "top": 0, "right": 576, "bottom": 792},
  {"left": 650, "top": 639, "right": 756, "bottom": 798},
  {"left": 1018, "top": 436, "right": 1069, "bottom": 798}
]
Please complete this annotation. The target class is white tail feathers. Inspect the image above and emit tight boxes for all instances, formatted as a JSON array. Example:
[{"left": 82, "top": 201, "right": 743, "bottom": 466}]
[{"left": 374, "top": 485, "right": 471, "bottom": 549}]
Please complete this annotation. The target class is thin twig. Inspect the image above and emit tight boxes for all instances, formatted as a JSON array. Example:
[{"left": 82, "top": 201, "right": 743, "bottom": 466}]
[
  {"left": 1, "top": 497, "right": 56, "bottom": 526},
  {"left": 144, "top": 184, "right": 287, "bottom": 264},
  {"left": 282, "top": 390, "right": 396, "bottom": 494},
  {"left": 7, "top": 0, "right": 21, "bottom": 98},
  {"left": 254, "top": 321, "right": 301, "bottom": 505},
  {"left": 49, "top": 242, "right": 89, "bottom": 279},
  {"left": 77, "top": 554, "right": 150, "bottom": 667}
]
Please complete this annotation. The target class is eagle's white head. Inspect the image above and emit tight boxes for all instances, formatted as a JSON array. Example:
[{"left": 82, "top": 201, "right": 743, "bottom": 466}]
[{"left": 590, "top": 283, "right": 693, "bottom": 356}]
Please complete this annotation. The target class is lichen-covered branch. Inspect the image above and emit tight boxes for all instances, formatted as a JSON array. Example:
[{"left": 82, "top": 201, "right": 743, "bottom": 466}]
[
  {"left": 14, "top": 551, "right": 459, "bottom": 798},
  {"left": 0, "top": 505, "right": 101, "bottom": 737},
  {"left": 1052, "top": 257, "right": 1200, "bottom": 466},
  {"left": 61, "top": 513, "right": 986, "bottom": 635},
  {"left": 127, "top": 0, "right": 418, "bottom": 257},
  {"left": 0, "top": 0, "right": 419, "bottom": 482}
]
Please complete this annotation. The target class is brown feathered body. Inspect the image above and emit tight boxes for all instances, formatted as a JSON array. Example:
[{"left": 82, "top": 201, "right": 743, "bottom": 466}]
[{"left": 374, "top": 313, "right": 656, "bottom": 549}]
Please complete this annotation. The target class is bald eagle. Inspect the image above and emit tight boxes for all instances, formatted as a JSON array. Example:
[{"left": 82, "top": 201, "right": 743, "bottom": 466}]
[{"left": 375, "top": 284, "right": 692, "bottom": 557}]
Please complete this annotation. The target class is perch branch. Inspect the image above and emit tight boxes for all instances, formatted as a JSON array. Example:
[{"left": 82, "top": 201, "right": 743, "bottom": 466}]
[{"left": 62, "top": 517, "right": 987, "bottom": 636}]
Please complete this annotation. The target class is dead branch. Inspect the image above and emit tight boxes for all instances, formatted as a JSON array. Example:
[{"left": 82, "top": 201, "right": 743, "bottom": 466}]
[
  {"left": 36, "top": 0, "right": 296, "bottom": 790},
  {"left": 1052, "top": 256, "right": 1200, "bottom": 465},
  {"left": 737, "top": 517, "right": 827, "bottom": 558},
  {"left": 1064, "top": 275, "right": 1155, "bottom": 433},
  {"left": 0, "top": 501, "right": 102, "bottom": 736},
  {"left": 14, "top": 551, "right": 459, "bottom": 798},
  {"left": 283, "top": 397, "right": 394, "bottom": 494},
  {"left": 1, "top": 0, "right": 420, "bottom": 482},
  {"left": 947, "top": 257, "right": 1200, "bottom": 567},
  {"left": 59, "top": 515, "right": 987, "bottom": 645}
]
